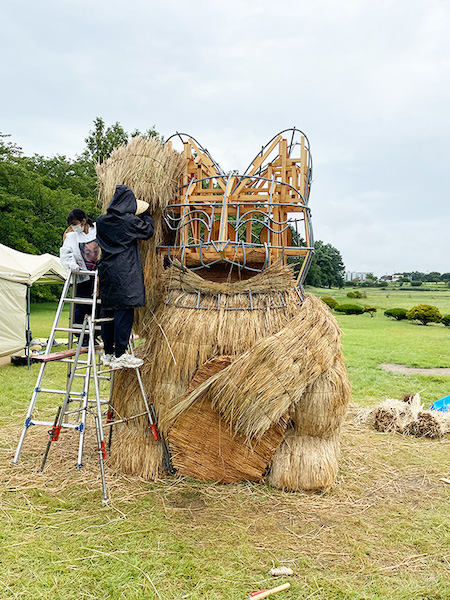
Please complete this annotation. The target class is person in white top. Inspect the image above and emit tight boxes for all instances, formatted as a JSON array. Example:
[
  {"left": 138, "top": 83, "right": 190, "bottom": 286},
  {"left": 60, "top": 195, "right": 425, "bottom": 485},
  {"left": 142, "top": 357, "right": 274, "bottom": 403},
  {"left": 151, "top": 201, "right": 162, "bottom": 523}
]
[{"left": 60, "top": 209, "right": 100, "bottom": 342}]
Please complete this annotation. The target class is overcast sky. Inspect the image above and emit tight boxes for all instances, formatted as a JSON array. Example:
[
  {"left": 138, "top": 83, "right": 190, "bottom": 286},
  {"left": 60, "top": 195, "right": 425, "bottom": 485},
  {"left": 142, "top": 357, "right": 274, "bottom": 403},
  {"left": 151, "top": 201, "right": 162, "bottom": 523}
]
[{"left": 2, "top": 0, "right": 449, "bottom": 275}]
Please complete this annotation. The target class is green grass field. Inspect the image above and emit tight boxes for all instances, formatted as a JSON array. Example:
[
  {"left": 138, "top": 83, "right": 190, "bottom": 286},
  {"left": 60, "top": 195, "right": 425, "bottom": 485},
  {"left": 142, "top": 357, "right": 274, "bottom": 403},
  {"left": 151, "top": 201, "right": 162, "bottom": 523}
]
[{"left": 0, "top": 289, "right": 449, "bottom": 600}]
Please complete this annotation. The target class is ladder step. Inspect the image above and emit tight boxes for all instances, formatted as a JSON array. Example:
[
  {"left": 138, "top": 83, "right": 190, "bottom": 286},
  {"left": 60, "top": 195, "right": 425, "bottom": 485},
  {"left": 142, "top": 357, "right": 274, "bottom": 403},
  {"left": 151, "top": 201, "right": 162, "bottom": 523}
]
[
  {"left": 61, "top": 359, "right": 89, "bottom": 364},
  {"left": 63, "top": 298, "right": 100, "bottom": 305},
  {"left": 72, "top": 374, "right": 111, "bottom": 382},
  {"left": 55, "top": 327, "right": 102, "bottom": 333},
  {"left": 38, "top": 388, "right": 84, "bottom": 396},
  {"left": 30, "top": 420, "right": 82, "bottom": 430},
  {"left": 34, "top": 344, "right": 104, "bottom": 362}
]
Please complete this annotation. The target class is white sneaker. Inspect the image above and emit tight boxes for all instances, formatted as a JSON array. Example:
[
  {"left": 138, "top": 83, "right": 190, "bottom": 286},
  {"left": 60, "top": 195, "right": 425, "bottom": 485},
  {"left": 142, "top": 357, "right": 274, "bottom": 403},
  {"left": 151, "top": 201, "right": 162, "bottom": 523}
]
[
  {"left": 101, "top": 353, "right": 114, "bottom": 366},
  {"left": 110, "top": 353, "right": 143, "bottom": 369}
]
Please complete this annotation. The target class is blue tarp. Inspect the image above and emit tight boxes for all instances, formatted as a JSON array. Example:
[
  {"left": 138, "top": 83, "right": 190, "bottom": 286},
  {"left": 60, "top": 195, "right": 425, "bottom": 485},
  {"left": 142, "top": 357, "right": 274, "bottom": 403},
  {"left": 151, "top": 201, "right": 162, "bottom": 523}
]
[{"left": 430, "top": 394, "right": 450, "bottom": 412}]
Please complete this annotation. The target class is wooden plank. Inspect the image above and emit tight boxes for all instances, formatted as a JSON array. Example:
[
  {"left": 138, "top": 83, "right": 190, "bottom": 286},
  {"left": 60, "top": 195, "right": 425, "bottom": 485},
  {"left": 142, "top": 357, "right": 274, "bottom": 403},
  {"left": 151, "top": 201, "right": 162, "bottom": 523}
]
[
  {"left": 217, "top": 176, "right": 235, "bottom": 251},
  {"left": 188, "top": 138, "right": 227, "bottom": 192},
  {"left": 299, "top": 135, "right": 307, "bottom": 198},
  {"left": 35, "top": 344, "right": 104, "bottom": 362},
  {"left": 233, "top": 135, "right": 282, "bottom": 197}
]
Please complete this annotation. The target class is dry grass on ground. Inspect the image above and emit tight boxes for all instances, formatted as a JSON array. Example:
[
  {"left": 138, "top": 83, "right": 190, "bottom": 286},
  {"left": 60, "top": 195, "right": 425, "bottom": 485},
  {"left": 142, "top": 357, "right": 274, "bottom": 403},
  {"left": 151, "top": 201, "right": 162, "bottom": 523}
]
[{"left": 1, "top": 405, "right": 449, "bottom": 600}]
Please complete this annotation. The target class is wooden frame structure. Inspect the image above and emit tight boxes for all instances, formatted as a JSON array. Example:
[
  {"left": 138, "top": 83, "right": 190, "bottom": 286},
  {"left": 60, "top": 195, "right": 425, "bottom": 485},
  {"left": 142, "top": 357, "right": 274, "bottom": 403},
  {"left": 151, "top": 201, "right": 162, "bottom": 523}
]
[{"left": 159, "top": 128, "right": 314, "bottom": 286}]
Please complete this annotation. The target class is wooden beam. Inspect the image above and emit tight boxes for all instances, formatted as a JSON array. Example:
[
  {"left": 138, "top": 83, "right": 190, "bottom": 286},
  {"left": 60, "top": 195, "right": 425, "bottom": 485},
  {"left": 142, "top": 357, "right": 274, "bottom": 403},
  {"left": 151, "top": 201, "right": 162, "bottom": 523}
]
[{"left": 233, "top": 135, "right": 282, "bottom": 196}]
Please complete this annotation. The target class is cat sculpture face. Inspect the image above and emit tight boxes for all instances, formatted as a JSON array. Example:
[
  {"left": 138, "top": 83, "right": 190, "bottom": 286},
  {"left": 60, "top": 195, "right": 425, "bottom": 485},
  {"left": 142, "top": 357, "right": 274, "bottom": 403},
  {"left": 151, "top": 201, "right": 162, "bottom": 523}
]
[{"left": 159, "top": 128, "right": 314, "bottom": 287}]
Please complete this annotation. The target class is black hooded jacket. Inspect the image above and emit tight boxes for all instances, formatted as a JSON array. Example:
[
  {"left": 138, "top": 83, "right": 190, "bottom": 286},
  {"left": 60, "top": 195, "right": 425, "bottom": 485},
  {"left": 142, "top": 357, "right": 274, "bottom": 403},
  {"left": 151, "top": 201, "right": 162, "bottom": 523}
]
[{"left": 96, "top": 185, "right": 154, "bottom": 309}]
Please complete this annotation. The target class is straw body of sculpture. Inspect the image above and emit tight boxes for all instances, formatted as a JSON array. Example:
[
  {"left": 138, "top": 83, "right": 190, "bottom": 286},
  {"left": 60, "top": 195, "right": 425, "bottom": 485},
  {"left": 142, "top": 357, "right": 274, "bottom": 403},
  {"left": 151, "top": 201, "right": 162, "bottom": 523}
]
[{"left": 97, "top": 133, "right": 351, "bottom": 491}]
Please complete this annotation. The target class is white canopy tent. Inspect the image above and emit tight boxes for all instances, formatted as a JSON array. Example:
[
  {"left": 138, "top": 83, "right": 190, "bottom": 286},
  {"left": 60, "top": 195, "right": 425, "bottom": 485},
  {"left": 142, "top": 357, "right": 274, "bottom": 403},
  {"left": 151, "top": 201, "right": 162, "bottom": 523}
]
[{"left": 0, "top": 244, "right": 67, "bottom": 358}]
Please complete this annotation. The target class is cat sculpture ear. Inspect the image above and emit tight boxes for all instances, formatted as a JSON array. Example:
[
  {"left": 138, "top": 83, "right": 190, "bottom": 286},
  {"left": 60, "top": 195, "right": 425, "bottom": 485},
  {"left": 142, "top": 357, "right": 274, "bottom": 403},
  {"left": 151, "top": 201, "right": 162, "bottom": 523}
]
[{"left": 162, "top": 128, "right": 314, "bottom": 284}]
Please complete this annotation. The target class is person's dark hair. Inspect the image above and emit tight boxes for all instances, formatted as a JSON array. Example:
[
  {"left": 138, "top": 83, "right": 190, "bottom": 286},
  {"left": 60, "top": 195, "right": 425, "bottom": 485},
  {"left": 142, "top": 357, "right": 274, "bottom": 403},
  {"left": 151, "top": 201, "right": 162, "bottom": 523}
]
[{"left": 67, "top": 208, "right": 94, "bottom": 227}]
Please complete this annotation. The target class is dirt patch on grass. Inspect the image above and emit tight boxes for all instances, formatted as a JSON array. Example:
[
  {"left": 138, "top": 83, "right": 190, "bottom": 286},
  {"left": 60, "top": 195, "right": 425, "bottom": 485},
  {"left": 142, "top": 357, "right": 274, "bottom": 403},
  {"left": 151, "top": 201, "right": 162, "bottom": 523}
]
[{"left": 379, "top": 363, "right": 450, "bottom": 376}]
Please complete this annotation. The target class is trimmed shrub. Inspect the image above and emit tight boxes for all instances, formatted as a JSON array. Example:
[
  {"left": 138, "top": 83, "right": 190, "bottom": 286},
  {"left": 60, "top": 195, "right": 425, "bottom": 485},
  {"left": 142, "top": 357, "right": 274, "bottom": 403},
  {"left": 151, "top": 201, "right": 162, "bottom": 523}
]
[
  {"left": 384, "top": 308, "right": 408, "bottom": 321},
  {"left": 441, "top": 314, "right": 450, "bottom": 327},
  {"left": 406, "top": 304, "right": 442, "bottom": 325},
  {"left": 410, "top": 280, "right": 423, "bottom": 287},
  {"left": 321, "top": 296, "right": 338, "bottom": 309},
  {"left": 335, "top": 303, "right": 364, "bottom": 315},
  {"left": 347, "top": 290, "right": 366, "bottom": 299},
  {"left": 378, "top": 281, "right": 388, "bottom": 288},
  {"left": 363, "top": 305, "right": 377, "bottom": 317}
]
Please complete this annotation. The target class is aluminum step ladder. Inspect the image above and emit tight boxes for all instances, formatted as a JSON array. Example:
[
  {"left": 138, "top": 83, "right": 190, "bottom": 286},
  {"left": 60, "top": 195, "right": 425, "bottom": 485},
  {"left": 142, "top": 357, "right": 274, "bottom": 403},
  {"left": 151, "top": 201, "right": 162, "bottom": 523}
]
[
  {"left": 12, "top": 270, "right": 110, "bottom": 501},
  {"left": 13, "top": 270, "right": 173, "bottom": 503}
]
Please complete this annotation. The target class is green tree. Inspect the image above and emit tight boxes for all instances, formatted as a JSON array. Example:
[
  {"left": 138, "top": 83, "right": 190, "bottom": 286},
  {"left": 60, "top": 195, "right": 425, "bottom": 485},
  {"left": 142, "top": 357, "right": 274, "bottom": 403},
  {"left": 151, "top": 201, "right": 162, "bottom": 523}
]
[
  {"left": 0, "top": 132, "right": 97, "bottom": 256},
  {"left": 384, "top": 308, "right": 408, "bottom": 321},
  {"left": 425, "top": 271, "right": 441, "bottom": 283},
  {"left": 305, "top": 241, "right": 345, "bottom": 288},
  {"left": 82, "top": 118, "right": 161, "bottom": 164},
  {"left": 82, "top": 117, "right": 128, "bottom": 164},
  {"left": 406, "top": 304, "right": 442, "bottom": 326}
]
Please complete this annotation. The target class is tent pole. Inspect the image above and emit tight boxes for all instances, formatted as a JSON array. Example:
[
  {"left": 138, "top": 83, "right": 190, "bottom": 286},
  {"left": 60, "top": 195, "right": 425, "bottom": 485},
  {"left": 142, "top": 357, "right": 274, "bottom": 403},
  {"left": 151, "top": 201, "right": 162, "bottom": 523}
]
[{"left": 26, "top": 285, "right": 31, "bottom": 370}]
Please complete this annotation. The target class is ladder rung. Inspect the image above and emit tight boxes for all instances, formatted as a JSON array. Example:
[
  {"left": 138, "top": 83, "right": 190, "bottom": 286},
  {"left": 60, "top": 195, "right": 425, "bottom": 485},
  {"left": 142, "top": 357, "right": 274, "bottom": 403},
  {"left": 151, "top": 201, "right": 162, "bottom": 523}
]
[
  {"left": 61, "top": 359, "right": 90, "bottom": 364},
  {"left": 73, "top": 375, "right": 110, "bottom": 381},
  {"left": 38, "top": 388, "right": 84, "bottom": 396},
  {"left": 93, "top": 318, "right": 114, "bottom": 323},
  {"left": 63, "top": 298, "right": 99, "bottom": 305},
  {"left": 55, "top": 327, "right": 102, "bottom": 333},
  {"left": 30, "top": 420, "right": 81, "bottom": 430}
]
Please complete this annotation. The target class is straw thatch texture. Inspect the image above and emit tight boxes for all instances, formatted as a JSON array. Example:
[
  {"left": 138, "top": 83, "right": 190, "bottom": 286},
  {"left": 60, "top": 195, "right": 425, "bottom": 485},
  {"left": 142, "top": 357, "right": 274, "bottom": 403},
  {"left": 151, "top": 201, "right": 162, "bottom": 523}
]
[
  {"left": 109, "top": 268, "right": 302, "bottom": 479},
  {"left": 292, "top": 355, "right": 351, "bottom": 438},
  {"left": 108, "top": 427, "right": 164, "bottom": 480},
  {"left": 166, "top": 261, "right": 298, "bottom": 295},
  {"left": 169, "top": 399, "right": 288, "bottom": 483},
  {"left": 96, "top": 136, "right": 185, "bottom": 325},
  {"left": 186, "top": 356, "right": 234, "bottom": 392},
  {"left": 266, "top": 429, "right": 341, "bottom": 491},
  {"left": 167, "top": 294, "right": 344, "bottom": 441},
  {"left": 109, "top": 274, "right": 350, "bottom": 488},
  {"left": 96, "top": 136, "right": 184, "bottom": 215}
]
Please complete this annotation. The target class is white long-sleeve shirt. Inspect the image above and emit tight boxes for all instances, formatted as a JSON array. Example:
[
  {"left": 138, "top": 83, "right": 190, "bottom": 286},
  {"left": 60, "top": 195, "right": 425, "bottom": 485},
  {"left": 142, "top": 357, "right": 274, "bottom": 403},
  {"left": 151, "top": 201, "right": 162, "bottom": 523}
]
[{"left": 59, "top": 224, "right": 99, "bottom": 283}]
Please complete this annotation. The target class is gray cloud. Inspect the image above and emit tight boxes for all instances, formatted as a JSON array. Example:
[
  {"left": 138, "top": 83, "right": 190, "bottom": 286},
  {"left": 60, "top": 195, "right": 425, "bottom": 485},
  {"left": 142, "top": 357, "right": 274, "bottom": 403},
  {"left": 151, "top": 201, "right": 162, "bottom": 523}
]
[{"left": 1, "top": 0, "right": 449, "bottom": 275}]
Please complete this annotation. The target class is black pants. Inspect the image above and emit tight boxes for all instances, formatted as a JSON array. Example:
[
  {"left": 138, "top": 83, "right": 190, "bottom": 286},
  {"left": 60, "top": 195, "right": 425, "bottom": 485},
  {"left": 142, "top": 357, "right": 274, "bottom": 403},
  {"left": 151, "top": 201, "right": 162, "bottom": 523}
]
[
  {"left": 74, "top": 279, "right": 98, "bottom": 346},
  {"left": 74, "top": 279, "right": 95, "bottom": 325},
  {"left": 101, "top": 308, "right": 134, "bottom": 358}
]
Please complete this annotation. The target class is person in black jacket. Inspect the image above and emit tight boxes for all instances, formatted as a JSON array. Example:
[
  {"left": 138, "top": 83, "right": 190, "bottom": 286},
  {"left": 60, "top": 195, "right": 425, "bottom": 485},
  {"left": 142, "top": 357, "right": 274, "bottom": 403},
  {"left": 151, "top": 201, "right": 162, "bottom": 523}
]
[{"left": 96, "top": 185, "right": 154, "bottom": 369}]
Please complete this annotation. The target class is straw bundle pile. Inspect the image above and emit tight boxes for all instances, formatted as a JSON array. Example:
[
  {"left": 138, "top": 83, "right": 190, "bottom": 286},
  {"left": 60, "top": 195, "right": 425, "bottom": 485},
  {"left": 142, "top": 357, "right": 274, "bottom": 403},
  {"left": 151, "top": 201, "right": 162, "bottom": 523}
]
[
  {"left": 368, "top": 394, "right": 450, "bottom": 438},
  {"left": 405, "top": 411, "right": 449, "bottom": 438},
  {"left": 96, "top": 136, "right": 185, "bottom": 322},
  {"left": 373, "top": 397, "right": 421, "bottom": 433}
]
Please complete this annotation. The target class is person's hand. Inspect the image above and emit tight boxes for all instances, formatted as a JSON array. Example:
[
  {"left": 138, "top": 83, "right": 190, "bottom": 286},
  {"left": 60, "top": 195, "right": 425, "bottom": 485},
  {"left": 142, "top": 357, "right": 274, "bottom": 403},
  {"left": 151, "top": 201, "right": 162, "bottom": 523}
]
[{"left": 71, "top": 264, "right": 81, "bottom": 273}]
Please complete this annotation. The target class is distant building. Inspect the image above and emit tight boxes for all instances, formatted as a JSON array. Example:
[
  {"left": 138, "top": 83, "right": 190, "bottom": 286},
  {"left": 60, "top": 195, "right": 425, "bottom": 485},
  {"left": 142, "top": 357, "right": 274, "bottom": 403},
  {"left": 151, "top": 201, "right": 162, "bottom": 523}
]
[
  {"left": 379, "top": 273, "right": 404, "bottom": 282},
  {"left": 345, "top": 271, "right": 371, "bottom": 282}
]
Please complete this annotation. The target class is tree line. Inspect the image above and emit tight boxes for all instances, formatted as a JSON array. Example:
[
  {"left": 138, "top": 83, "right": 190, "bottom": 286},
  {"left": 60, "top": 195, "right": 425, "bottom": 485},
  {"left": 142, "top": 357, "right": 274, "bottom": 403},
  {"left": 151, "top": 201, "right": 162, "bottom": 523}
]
[{"left": 0, "top": 118, "right": 346, "bottom": 290}]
